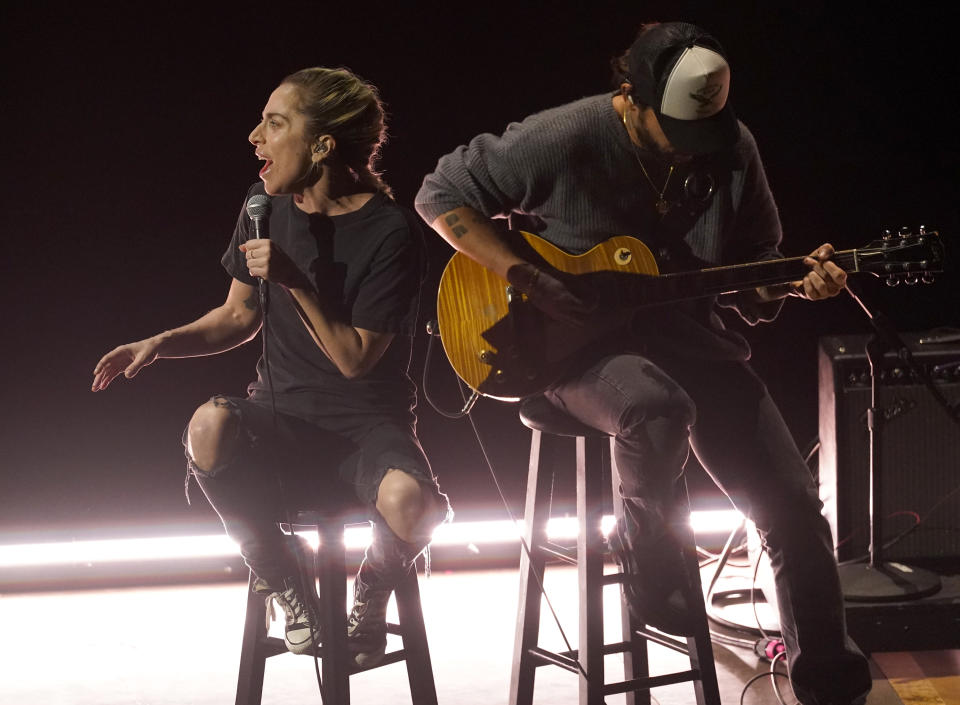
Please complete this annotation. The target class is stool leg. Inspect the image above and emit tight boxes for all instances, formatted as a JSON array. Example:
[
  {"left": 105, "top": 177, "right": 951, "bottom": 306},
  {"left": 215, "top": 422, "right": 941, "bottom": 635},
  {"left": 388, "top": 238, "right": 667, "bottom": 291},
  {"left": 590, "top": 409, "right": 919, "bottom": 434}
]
[
  {"left": 610, "top": 439, "right": 650, "bottom": 705},
  {"left": 578, "top": 435, "right": 606, "bottom": 705},
  {"left": 395, "top": 567, "right": 439, "bottom": 705},
  {"left": 317, "top": 519, "right": 350, "bottom": 705},
  {"left": 686, "top": 596, "right": 721, "bottom": 705},
  {"left": 509, "top": 429, "right": 553, "bottom": 705},
  {"left": 676, "top": 496, "right": 721, "bottom": 705},
  {"left": 235, "top": 570, "right": 268, "bottom": 705}
]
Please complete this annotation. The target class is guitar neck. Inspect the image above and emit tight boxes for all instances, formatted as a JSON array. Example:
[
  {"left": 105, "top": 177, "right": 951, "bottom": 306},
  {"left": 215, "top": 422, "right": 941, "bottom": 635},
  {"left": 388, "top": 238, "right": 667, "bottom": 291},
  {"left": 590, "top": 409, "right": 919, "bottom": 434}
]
[{"left": 639, "top": 249, "right": 860, "bottom": 304}]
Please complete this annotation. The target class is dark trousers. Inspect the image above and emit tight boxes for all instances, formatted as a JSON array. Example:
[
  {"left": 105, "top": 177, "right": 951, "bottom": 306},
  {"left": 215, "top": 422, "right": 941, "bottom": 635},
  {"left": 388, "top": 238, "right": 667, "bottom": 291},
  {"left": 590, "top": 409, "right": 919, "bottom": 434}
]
[
  {"left": 184, "top": 396, "right": 448, "bottom": 589},
  {"left": 544, "top": 352, "right": 871, "bottom": 705}
]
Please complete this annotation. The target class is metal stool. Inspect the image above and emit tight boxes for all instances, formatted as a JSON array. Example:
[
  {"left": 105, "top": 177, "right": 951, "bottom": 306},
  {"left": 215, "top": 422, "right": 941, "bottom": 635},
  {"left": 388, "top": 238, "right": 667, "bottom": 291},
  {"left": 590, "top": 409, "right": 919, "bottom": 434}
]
[
  {"left": 235, "top": 508, "right": 438, "bottom": 705},
  {"left": 509, "top": 395, "right": 720, "bottom": 705}
]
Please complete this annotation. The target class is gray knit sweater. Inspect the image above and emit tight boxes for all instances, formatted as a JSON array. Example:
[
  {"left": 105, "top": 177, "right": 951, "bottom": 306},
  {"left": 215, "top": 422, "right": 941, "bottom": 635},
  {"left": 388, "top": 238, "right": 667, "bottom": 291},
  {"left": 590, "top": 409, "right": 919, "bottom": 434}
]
[{"left": 416, "top": 93, "right": 787, "bottom": 359}]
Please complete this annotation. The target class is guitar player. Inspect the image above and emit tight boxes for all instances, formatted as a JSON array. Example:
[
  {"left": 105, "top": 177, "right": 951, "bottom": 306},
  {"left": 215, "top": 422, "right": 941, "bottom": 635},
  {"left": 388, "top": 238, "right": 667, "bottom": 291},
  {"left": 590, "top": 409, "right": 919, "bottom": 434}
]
[{"left": 415, "top": 22, "right": 870, "bottom": 705}]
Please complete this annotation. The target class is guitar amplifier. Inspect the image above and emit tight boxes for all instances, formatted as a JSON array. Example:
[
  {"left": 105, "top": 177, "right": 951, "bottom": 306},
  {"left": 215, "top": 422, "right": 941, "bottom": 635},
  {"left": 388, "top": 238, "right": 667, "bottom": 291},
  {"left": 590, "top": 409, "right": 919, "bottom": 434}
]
[{"left": 818, "top": 333, "right": 960, "bottom": 564}]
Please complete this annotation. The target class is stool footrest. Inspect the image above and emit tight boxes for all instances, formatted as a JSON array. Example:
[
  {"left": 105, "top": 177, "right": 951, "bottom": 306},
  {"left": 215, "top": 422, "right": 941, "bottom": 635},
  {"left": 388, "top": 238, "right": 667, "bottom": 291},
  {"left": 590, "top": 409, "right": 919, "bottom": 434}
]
[
  {"left": 351, "top": 648, "right": 408, "bottom": 674},
  {"left": 604, "top": 669, "right": 702, "bottom": 696},
  {"left": 527, "top": 645, "right": 702, "bottom": 697},
  {"left": 260, "top": 636, "right": 287, "bottom": 659},
  {"left": 633, "top": 627, "right": 690, "bottom": 655},
  {"left": 526, "top": 637, "right": 638, "bottom": 673},
  {"left": 600, "top": 639, "right": 639, "bottom": 656},
  {"left": 526, "top": 646, "right": 580, "bottom": 674},
  {"left": 601, "top": 571, "right": 626, "bottom": 586},
  {"left": 257, "top": 642, "right": 412, "bottom": 674},
  {"left": 538, "top": 542, "right": 578, "bottom": 565}
]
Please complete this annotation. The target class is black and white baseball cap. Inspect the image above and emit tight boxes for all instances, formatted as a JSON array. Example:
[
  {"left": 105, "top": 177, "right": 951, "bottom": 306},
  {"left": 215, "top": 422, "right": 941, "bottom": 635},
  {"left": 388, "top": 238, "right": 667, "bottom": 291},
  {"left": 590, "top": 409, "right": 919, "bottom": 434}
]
[{"left": 626, "top": 22, "right": 740, "bottom": 155}]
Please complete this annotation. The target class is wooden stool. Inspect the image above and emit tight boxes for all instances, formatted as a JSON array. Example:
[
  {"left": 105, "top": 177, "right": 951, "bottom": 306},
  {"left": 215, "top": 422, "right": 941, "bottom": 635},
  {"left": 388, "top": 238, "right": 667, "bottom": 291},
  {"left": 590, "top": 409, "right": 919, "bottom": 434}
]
[
  {"left": 509, "top": 396, "right": 720, "bottom": 705},
  {"left": 235, "top": 509, "right": 438, "bottom": 705}
]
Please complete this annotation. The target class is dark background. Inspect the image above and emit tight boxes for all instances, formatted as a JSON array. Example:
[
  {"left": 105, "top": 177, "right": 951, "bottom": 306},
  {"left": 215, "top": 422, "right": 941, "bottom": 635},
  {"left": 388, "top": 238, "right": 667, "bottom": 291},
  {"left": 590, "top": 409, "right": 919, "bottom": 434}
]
[{"left": 2, "top": 2, "right": 956, "bottom": 544}]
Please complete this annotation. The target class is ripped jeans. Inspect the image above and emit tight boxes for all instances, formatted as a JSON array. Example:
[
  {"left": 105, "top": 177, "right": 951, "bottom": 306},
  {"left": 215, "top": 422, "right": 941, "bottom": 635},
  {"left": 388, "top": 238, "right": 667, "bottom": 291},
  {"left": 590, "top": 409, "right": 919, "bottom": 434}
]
[
  {"left": 543, "top": 352, "right": 871, "bottom": 705},
  {"left": 184, "top": 395, "right": 450, "bottom": 590}
]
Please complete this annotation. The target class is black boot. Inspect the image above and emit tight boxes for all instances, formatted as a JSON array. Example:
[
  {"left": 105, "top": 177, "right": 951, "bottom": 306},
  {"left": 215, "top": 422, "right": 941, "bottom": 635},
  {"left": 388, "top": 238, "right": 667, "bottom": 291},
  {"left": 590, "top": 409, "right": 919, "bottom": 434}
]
[
  {"left": 347, "top": 515, "right": 427, "bottom": 668},
  {"left": 608, "top": 502, "right": 697, "bottom": 636}
]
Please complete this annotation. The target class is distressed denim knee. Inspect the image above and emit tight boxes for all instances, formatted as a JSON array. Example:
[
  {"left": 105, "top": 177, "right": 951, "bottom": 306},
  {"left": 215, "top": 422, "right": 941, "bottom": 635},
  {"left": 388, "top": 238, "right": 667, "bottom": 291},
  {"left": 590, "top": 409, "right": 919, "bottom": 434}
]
[{"left": 182, "top": 395, "right": 251, "bottom": 501}]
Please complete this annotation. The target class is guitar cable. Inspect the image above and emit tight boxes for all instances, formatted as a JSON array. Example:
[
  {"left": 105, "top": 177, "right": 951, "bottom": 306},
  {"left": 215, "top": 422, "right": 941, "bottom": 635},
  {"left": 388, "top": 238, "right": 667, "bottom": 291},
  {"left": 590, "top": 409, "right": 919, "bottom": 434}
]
[
  {"left": 422, "top": 320, "right": 478, "bottom": 418},
  {"left": 421, "top": 320, "right": 596, "bottom": 690}
]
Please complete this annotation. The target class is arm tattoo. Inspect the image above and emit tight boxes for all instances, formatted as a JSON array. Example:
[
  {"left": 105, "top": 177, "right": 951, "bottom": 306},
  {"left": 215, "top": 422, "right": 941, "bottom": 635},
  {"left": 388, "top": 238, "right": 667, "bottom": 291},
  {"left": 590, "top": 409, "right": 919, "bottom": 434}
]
[
  {"left": 243, "top": 293, "right": 259, "bottom": 311},
  {"left": 445, "top": 212, "right": 468, "bottom": 239}
]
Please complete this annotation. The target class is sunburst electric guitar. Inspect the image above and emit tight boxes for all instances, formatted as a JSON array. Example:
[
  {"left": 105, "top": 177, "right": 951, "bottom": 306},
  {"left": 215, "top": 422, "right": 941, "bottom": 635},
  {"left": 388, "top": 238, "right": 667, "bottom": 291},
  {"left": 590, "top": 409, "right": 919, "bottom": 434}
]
[{"left": 436, "top": 229, "right": 944, "bottom": 401}]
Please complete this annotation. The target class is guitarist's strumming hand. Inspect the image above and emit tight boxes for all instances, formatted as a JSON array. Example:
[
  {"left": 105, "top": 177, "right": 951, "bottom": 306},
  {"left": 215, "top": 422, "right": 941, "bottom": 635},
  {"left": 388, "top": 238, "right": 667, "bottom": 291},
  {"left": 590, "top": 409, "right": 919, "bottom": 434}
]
[
  {"left": 507, "top": 262, "right": 596, "bottom": 327},
  {"left": 758, "top": 243, "right": 847, "bottom": 303}
]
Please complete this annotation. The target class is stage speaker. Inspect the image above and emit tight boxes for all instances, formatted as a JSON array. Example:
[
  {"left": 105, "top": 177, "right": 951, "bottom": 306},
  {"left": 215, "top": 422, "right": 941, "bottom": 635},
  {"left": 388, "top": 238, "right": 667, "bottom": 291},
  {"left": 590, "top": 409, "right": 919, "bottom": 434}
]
[{"left": 818, "top": 332, "right": 960, "bottom": 564}]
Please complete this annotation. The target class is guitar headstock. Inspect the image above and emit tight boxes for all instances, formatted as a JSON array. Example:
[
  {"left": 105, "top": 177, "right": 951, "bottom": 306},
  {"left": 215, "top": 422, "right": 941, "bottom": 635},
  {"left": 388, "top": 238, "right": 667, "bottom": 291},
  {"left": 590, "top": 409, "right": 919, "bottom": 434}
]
[{"left": 856, "top": 226, "right": 944, "bottom": 286}]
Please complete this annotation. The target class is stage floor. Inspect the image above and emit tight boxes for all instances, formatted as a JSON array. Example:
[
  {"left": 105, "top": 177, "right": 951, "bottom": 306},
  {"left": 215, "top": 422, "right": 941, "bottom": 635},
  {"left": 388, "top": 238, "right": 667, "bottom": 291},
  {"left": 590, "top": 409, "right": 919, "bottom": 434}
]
[{"left": 1, "top": 567, "right": 956, "bottom": 705}]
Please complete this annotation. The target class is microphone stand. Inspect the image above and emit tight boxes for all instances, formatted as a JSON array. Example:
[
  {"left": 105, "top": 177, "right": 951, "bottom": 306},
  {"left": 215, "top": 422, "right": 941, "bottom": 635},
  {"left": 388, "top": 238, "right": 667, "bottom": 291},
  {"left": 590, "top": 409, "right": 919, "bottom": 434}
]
[{"left": 837, "top": 281, "right": 945, "bottom": 602}]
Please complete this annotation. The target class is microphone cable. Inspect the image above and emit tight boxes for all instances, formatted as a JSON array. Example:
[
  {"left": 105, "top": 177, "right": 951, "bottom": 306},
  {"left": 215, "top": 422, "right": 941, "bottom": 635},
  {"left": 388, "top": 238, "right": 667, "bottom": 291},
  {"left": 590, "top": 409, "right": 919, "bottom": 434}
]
[{"left": 246, "top": 195, "right": 326, "bottom": 703}]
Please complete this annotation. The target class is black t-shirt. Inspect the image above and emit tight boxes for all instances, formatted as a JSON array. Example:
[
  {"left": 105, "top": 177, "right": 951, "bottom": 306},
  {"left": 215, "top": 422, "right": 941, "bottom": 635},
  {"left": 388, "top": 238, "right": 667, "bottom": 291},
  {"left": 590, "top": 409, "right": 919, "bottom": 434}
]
[{"left": 222, "top": 183, "right": 424, "bottom": 428}]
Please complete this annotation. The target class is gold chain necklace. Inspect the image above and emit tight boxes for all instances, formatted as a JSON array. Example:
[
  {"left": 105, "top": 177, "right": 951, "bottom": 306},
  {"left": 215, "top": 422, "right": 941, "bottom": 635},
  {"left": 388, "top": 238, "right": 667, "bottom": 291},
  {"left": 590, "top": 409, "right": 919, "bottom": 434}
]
[{"left": 623, "top": 105, "right": 674, "bottom": 215}]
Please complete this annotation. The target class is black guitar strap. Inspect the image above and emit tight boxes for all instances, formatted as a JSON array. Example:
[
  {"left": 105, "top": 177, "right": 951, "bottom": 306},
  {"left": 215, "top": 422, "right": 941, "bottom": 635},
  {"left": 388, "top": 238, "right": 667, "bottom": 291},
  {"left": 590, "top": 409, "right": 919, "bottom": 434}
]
[{"left": 647, "top": 161, "right": 727, "bottom": 274}]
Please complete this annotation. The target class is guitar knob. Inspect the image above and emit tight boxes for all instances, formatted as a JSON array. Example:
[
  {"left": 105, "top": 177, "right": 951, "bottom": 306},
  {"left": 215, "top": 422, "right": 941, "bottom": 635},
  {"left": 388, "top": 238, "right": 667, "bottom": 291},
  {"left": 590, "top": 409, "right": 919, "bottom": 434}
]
[
  {"left": 882, "top": 228, "right": 894, "bottom": 240},
  {"left": 905, "top": 275, "right": 919, "bottom": 285},
  {"left": 899, "top": 226, "right": 912, "bottom": 236},
  {"left": 922, "top": 272, "right": 936, "bottom": 284},
  {"left": 885, "top": 277, "right": 901, "bottom": 287},
  {"left": 919, "top": 225, "right": 927, "bottom": 235}
]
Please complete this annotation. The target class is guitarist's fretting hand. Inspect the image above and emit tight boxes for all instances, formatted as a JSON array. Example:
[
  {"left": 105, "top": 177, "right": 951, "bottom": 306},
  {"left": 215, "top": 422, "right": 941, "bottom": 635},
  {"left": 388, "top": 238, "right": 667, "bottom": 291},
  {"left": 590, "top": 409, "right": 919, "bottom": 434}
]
[
  {"left": 507, "top": 262, "right": 596, "bottom": 327},
  {"left": 797, "top": 243, "right": 847, "bottom": 301},
  {"left": 756, "top": 243, "right": 847, "bottom": 302}
]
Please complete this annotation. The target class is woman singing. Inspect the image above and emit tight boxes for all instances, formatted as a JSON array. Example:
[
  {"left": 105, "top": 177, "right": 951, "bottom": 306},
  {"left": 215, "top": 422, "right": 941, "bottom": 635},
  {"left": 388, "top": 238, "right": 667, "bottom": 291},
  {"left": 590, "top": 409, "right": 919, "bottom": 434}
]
[{"left": 93, "top": 67, "right": 450, "bottom": 667}]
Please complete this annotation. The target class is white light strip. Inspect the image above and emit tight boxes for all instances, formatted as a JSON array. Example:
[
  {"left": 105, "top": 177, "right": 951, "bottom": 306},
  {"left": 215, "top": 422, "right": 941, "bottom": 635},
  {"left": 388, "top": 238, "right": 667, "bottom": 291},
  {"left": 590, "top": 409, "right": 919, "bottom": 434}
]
[
  {"left": 690, "top": 509, "right": 744, "bottom": 535},
  {"left": 0, "top": 510, "right": 744, "bottom": 568},
  {"left": 0, "top": 535, "right": 239, "bottom": 568}
]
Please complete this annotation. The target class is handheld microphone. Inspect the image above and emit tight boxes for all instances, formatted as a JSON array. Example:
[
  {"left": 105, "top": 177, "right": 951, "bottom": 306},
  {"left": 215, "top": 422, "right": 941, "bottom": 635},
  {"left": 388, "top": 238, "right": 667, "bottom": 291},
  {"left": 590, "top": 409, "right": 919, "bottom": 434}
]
[
  {"left": 244, "top": 194, "right": 272, "bottom": 311},
  {"left": 245, "top": 194, "right": 271, "bottom": 239}
]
